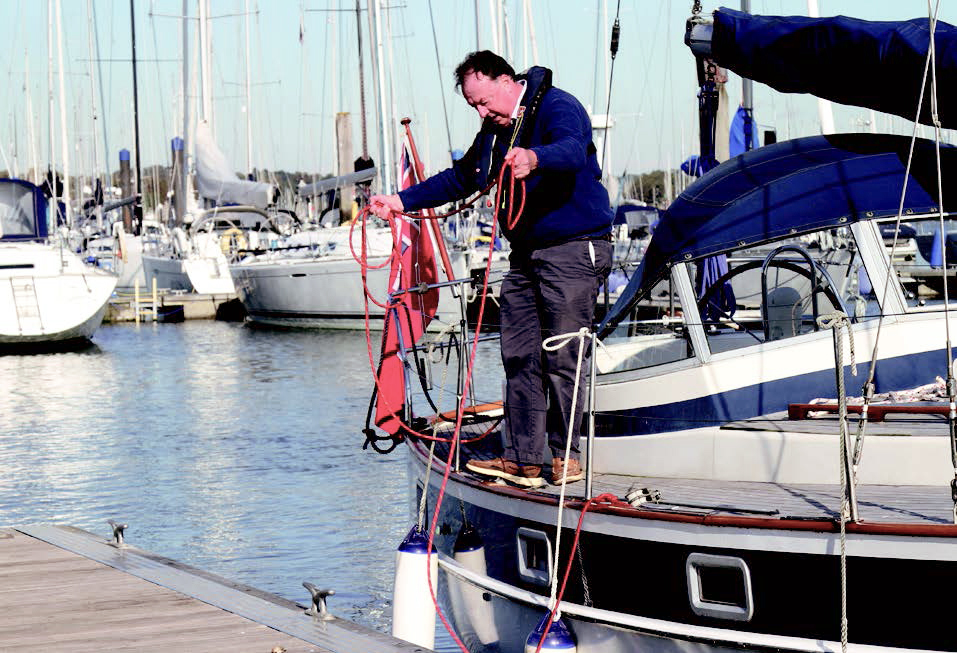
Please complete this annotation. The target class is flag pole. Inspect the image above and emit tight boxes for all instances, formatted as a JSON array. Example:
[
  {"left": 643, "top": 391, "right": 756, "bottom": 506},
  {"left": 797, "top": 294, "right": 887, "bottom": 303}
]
[{"left": 401, "top": 117, "right": 456, "bottom": 283}]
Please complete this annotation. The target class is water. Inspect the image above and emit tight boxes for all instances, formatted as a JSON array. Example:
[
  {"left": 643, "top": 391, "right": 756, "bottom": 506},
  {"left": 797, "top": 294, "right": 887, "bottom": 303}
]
[{"left": 0, "top": 320, "right": 459, "bottom": 636}]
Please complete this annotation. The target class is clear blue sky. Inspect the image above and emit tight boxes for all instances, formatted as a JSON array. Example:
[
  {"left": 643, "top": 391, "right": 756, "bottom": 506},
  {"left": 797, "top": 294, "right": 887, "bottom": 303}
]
[{"left": 3, "top": 0, "right": 957, "bottom": 188}]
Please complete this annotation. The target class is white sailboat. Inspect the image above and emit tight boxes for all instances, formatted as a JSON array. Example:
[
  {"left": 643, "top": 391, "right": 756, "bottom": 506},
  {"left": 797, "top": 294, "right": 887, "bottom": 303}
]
[
  {"left": 141, "top": 121, "right": 278, "bottom": 295},
  {"left": 0, "top": 178, "right": 116, "bottom": 348}
]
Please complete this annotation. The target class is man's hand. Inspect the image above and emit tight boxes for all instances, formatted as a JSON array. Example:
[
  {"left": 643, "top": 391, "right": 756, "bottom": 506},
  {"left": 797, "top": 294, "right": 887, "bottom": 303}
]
[
  {"left": 368, "top": 194, "right": 404, "bottom": 219},
  {"left": 504, "top": 147, "right": 538, "bottom": 179}
]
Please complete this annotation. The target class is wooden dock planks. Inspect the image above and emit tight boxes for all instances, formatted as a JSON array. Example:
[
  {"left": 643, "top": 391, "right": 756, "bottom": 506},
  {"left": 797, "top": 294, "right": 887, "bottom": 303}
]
[
  {"left": 0, "top": 529, "right": 317, "bottom": 652},
  {"left": 0, "top": 527, "right": 427, "bottom": 653}
]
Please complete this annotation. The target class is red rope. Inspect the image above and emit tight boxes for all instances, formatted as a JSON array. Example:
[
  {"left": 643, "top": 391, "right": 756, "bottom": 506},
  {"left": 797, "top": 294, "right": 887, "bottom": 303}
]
[
  {"left": 354, "top": 162, "right": 525, "bottom": 445},
  {"left": 354, "top": 162, "right": 529, "bottom": 653},
  {"left": 535, "top": 493, "right": 625, "bottom": 653}
]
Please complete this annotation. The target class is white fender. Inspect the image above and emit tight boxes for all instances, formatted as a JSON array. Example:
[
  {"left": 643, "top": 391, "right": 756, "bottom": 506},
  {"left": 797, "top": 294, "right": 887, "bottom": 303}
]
[
  {"left": 452, "top": 524, "right": 500, "bottom": 647},
  {"left": 391, "top": 526, "right": 437, "bottom": 649}
]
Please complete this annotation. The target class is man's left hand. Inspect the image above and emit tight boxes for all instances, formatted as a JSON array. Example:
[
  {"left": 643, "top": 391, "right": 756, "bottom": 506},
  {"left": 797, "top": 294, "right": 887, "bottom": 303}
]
[{"left": 504, "top": 147, "right": 538, "bottom": 179}]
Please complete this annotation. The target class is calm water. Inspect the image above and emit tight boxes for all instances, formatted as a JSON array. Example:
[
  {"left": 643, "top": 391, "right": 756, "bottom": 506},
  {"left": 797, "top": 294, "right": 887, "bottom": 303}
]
[{"left": 0, "top": 320, "right": 500, "bottom": 643}]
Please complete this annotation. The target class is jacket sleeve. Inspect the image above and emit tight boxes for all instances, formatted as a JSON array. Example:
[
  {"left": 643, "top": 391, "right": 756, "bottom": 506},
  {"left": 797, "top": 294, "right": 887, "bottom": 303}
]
[
  {"left": 529, "top": 92, "right": 591, "bottom": 172},
  {"left": 398, "top": 135, "right": 481, "bottom": 211}
]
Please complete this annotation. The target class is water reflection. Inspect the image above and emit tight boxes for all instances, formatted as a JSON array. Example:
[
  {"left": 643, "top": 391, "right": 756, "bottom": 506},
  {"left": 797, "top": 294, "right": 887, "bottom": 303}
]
[{"left": 0, "top": 321, "right": 412, "bottom": 631}]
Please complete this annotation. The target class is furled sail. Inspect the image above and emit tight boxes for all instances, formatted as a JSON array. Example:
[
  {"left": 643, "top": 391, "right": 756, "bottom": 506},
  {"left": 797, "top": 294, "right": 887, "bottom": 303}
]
[
  {"left": 708, "top": 8, "right": 957, "bottom": 129},
  {"left": 194, "top": 120, "right": 275, "bottom": 209}
]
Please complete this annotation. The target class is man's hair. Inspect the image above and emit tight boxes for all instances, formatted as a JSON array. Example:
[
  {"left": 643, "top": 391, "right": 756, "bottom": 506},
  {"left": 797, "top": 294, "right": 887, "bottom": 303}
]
[{"left": 454, "top": 51, "right": 515, "bottom": 91}]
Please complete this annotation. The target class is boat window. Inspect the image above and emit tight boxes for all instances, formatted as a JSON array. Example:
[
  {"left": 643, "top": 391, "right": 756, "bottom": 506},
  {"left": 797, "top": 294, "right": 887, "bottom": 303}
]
[
  {"left": 697, "top": 230, "right": 876, "bottom": 354},
  {"left": 686, "top": 553, "right": 753, "bottom": 621},
  {"left": 0, "top": 184, "right": 38, "bottom": 238},
  {"left": 597, "top": 273, "right": 695, "bottom": 374},
  {"left": 515, "top": 527, "right": 552, "bottom": 587},
  {"left": 880, "top": 216, "right": 957, "bottom": 309}
]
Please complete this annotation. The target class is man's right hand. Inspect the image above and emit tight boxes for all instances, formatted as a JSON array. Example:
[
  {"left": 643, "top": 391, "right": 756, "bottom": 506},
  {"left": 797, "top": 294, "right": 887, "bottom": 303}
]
[{"left": 368, "top": 194, "right": 404, "bottom": 219}]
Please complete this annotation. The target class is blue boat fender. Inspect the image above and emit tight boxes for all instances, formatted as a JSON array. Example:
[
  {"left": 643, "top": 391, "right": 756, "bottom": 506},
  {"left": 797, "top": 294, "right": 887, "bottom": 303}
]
[{"left": 526, "top": 612, "right": 577, "bottom": 653}]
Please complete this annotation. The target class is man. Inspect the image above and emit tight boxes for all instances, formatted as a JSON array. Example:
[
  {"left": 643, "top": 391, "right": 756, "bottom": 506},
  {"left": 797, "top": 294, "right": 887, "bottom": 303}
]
[{"left": 370, "top": 51, "right": 612, "bottom": 488}]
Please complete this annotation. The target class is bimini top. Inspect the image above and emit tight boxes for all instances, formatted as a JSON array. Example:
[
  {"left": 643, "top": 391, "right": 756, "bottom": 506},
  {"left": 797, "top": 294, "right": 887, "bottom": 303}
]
[
  {"left": 0, "top": 178, "right": 49, "bottom": 242},
  {"left": 711, "top": 8, "right": 957, "bottom": 130},
  {"left": 599, "top": 133, "right": 957, "bottom": 334}
]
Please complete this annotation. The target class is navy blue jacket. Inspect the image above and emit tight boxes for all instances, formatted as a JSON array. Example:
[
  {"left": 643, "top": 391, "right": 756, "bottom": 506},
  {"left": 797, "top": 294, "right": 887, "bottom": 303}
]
[{"left": 398, "top": 67, "right": 612, "bottom": 252}]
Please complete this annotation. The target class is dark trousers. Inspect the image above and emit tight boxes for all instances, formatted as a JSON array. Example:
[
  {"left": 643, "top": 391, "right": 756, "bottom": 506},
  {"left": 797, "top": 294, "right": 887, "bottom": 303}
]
[{"left": 499, "top": 238, "right": 612, "bottom": 465}]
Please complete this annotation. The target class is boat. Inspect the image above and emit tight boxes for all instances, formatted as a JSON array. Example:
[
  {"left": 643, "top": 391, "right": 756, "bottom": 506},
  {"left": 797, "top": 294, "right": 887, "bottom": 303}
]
[
  {"left": 143, "top": 204, "right": 286, "bottom": 295},
  {"left": 368, "top": 8, "right": 957, "bottom": 653},
  {"left": 141, "top": 121, "right": 282, "bottom": 295},
  {"left": 228, "top": 168, "right": 401, "bottom": 329},
  {"left": 0, "top": 178, "right": 117, "bottom": 348},
  {"left": 880, "top": 219, "right": 957, "bottom": 296},
  {"left": 81, "top": 206, "right": 174, "bottom": 292},
  {"left": 231, "top": 162, "right": 506, "bottom": 331}
]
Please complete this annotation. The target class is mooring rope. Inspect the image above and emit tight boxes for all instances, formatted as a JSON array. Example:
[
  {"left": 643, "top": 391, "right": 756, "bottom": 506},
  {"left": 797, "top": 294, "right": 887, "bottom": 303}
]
[{"left": 817, "top": 311, "right": 856, "bottom": 653}]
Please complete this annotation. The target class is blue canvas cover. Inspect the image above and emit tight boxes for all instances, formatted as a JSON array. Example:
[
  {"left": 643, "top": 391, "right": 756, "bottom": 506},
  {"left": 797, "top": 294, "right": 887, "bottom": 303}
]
[
  {"left": 0, "top": 178, "right": 49, "bottom": 241},
  {"left": 711, "top": 8, "right": 957, "bottom": 129},
  {"left": 599, "top": 133, "right": 957, "bottom": 334}
]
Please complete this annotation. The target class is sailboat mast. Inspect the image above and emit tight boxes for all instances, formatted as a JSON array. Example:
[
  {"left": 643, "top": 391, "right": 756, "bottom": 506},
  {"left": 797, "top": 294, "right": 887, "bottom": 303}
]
[
  {"left": 55, "top": 0, "right": 72, "bottom": 226},
  {"left": 741, "top": 0, "right": 754, "bottom": 151},
  {"left": 180, "top": 0, "right": 189, "bottom": 223},
  {"left": 86, "top": 0, "right": 103, "bottom": 227},
  {"left": 47, "top": 0, "right": 58, "bottom": 228},
  {"left": 199, "top": 0, "right": 212, "bottom": 132},
  {"left": 356, "top": 0, "right": 369, "bottom": 161},
  {"left": 25, "top": 53, "right": 39, "bottom": 185},
  {"left": 372, "top": 0, "right": 393, "bottom": 192},
  {"left": 806, "top": 0, "right": 835, "bottom": 134},
  {"left": 129, "top": 0, "right": 143, "bottom": 233},
  {"left": 244, "top": 0, "right": 253, "bottom": 177}
]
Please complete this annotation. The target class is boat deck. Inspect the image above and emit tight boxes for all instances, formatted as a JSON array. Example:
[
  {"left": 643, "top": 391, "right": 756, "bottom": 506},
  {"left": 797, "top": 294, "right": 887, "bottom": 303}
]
[
  {"left": 0, "top": 524, "right": 424, "bottom": 653},
  {"left": 425, "top": 408, "right": 957, "bottom": 529}
]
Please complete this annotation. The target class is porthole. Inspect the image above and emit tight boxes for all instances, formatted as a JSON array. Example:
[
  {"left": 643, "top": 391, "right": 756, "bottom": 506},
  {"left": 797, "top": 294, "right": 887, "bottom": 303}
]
[
  {"left": 515, "top": 527, "right": 552, "bottom": 586},
  {"left": 686, "top": 553, "right": 753, "bottom": 621}
]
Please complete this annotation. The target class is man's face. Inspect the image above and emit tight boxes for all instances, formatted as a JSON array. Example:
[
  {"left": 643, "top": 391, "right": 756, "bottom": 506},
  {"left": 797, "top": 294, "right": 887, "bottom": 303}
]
[{"left": 462, "top": 72, "right": 515, "bottom": 126}]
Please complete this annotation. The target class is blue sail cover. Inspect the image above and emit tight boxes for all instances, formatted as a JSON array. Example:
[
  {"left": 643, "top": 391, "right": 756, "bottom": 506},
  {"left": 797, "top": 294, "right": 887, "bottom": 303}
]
[
  {"left": 599, "top": 133, "right": 957, "bottom": 334},
  {"left": 712, "top": 8, "right": 957, "bottom": 129},
  {"left": 0, "top": 178, "right": 49, "bottom": 241}
]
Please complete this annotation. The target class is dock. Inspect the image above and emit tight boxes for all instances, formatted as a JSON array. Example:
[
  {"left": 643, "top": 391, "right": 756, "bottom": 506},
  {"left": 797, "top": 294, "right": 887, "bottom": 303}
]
[
  {"left": 105, "top": 290, "right": 245, "bottom": 322},
  {"left": 0, "top": 524, "right": 428, "bottom": 653}
]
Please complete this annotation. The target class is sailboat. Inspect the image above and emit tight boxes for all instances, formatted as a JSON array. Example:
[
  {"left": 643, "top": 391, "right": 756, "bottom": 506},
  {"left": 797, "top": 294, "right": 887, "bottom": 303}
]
[
  {"left": 0, "top": 178, "right": 116, "bottom": 348},
  {"left": 141, "top": 121, "right": 281, "bottom": 295},
  {"left": 369, "top": 8, "right": 957, "bottom": 653}
]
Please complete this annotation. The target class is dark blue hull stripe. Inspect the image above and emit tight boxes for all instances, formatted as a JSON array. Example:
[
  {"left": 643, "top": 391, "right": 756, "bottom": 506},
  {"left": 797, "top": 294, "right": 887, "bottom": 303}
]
[{"left": 597, "top": 347, "right": 948, "bottom": 436}]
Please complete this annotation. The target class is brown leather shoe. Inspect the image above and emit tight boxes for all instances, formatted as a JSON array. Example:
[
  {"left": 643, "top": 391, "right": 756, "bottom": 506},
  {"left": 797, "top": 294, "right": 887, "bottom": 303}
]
[
  {"left": 466, "top": 457, "right": 544, "bottom": 488},
  {"left": 551, "top": 457, "right": 584, "bottom": 484}
]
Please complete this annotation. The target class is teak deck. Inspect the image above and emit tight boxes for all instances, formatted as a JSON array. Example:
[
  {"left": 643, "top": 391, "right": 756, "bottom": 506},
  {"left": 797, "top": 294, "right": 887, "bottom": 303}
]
[{"left": 0, "top": 524, "right": 426, "bottom": 653}]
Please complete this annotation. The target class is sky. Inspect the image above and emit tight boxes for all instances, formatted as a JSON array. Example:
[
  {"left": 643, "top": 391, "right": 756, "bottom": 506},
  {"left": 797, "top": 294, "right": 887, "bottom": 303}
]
[{"left": 3, "top": 0, "right": 957, "bottom": 195}]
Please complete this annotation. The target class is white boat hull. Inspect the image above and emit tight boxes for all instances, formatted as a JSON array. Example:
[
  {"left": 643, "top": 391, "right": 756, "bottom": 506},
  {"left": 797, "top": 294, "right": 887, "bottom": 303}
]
[
  {"left": 0, "top": 243, "right": 117, "bottom": 345},
  {"left": 142, "top": 255, "right": 193, "bottom": 292},
  {"left": 231, "top": 248, "right": 474, "bottom": 330},
  {"left": 143, "top": 254, "right": 235, "bottom": 295}
]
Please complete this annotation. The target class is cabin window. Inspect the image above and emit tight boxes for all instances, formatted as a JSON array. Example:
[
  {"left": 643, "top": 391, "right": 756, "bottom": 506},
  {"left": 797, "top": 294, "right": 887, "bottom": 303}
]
[
  {"left": 880, "top": 216, "right": 957, "bottom": 309},
  {"left": 686, "top": 553, "right": 753, "bottom": 621},
  {"left": 0, "top": 184, "right": 38, "bottom": 238},
  {"left": 598, "top": 271, "right": 696, "bottom": 373},
  {"left": 697, "top": 230, "right": 876, "bottom": 354},
  {"left": 515, "top": 527, "right": 552, "bottom": 586}
]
